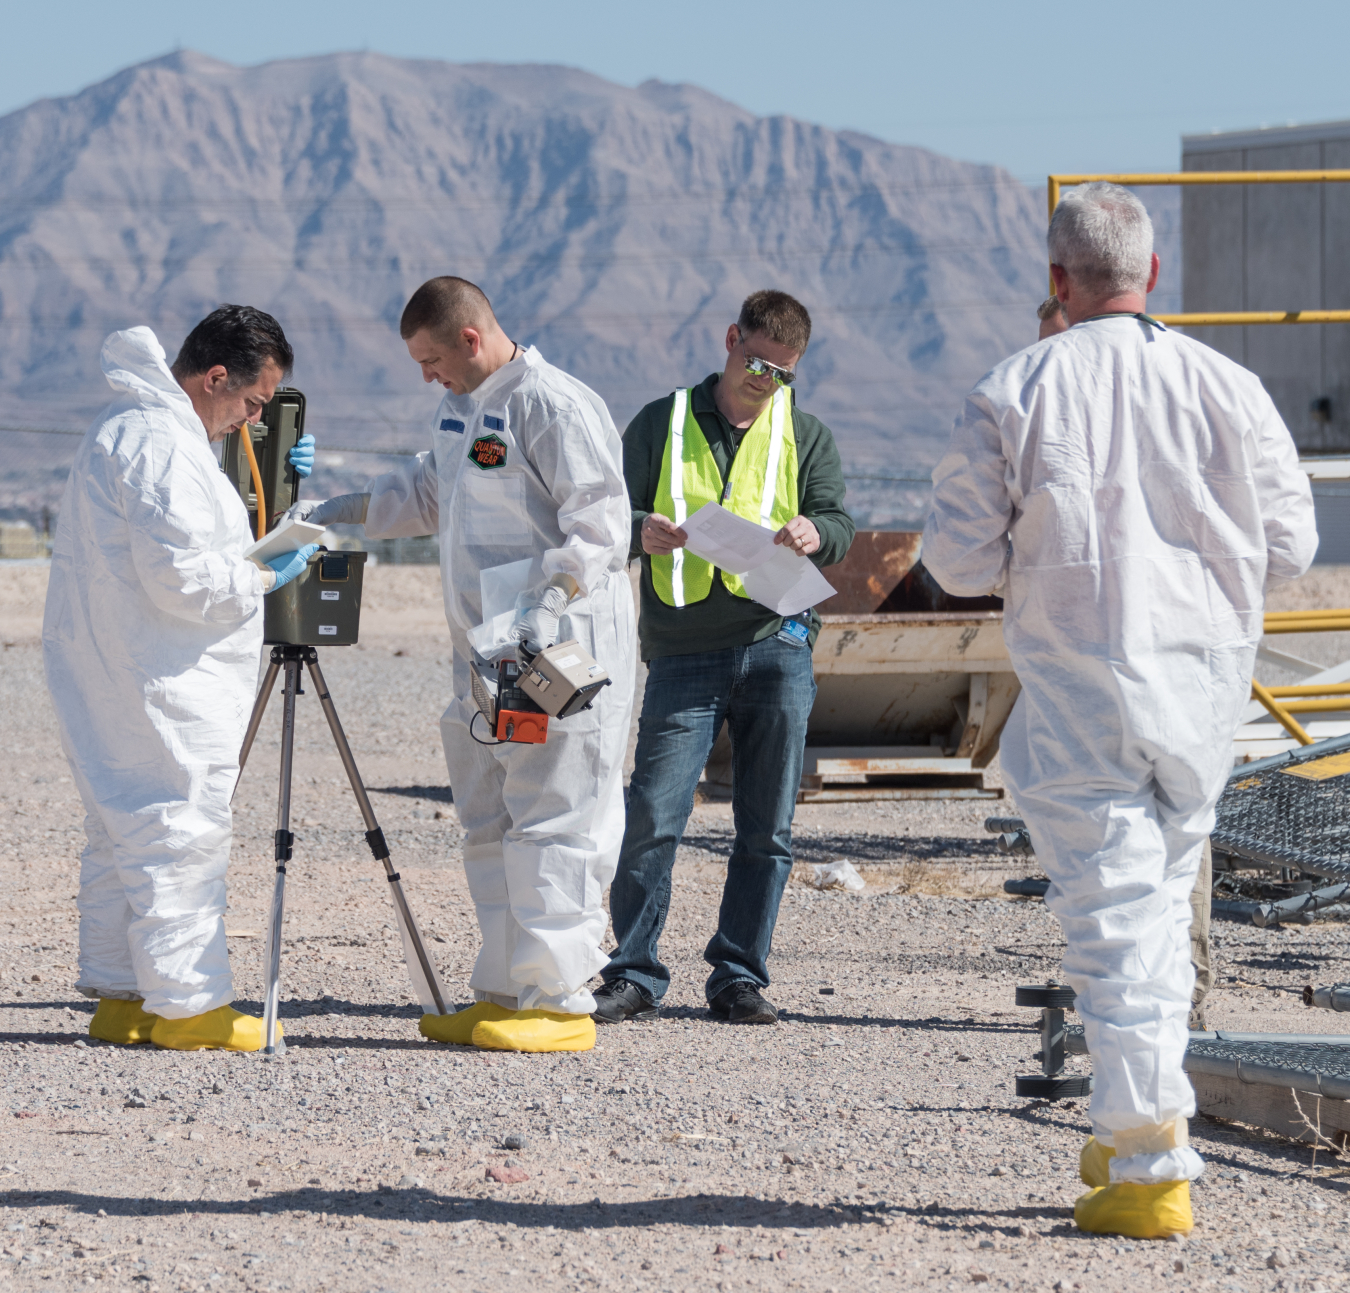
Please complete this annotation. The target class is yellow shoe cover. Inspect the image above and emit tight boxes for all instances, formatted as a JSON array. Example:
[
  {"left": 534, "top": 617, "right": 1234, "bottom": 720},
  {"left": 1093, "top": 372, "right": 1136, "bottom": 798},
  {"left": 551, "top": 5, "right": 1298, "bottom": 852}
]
[
  {"left": 419, "top": 1002, "right": 514, "bottom": 1045},
  {"left": 1075, "top": 1180, "right": 1193, "bottom": 1239},
  {"left": 150, "top": 1006, "right": 279, "bottom": 1053},
  {"left": 1079, "top": 1136, "right": 1117, "bottom": 1188},
  {"left": 471, "top": 1009, "right": 596, "bottom": 1053},
  {"left": 88, "top": 998, "right": 159, "bottom": 1045}
]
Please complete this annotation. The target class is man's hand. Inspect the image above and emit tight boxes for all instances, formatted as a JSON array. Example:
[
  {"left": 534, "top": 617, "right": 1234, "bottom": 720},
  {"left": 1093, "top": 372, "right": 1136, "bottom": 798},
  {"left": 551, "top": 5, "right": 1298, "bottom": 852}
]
[
  {"left": 284, "top": 494, "right": 369, "bottom": 528},
  {"left": 287, "top": 434, "right": 315, "bottom": 478},
  {"left": 774, "top": 515, "right": 820, "bottom": 556},
  {"left": 511, "top": 575, "right": 578, "bottom": 654},
  {"left": 262, "top": 543, "right": 321, "bottom": 593},
  {"left": 641, "top": 514, "right": 689, "bottom": 556}
]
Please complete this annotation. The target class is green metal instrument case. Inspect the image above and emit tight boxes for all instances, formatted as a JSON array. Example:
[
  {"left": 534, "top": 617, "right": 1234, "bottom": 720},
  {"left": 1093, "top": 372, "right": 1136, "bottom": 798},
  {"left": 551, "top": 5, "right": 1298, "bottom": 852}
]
[
  {"left": 263, "top": 549, "right": 367, "bottom": 646},
  {"left": 220, "top": 388, "right": 306, "bottom": 534}
]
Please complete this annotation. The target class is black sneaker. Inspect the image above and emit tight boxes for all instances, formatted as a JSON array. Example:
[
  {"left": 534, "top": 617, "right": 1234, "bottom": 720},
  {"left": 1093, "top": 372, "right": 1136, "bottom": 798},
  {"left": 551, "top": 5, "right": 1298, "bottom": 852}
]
[
  {"left": 708, "top": 982, "right": 778, "bottom": 1025},
  {"left": 591, "top": 978, "right": 660, "bottom": 1024}
]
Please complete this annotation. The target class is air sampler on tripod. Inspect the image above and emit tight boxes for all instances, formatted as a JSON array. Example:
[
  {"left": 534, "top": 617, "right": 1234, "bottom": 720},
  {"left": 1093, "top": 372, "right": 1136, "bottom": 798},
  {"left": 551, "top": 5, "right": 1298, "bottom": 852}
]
[{"left": 223, "top": 394, "right": 449, "bottom": 1054}]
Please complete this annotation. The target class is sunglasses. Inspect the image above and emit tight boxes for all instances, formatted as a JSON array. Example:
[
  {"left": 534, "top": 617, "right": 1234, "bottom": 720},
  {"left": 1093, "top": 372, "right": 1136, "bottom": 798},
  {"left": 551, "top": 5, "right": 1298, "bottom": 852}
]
[{"left": 737, "top": 332, "right": 796, "bottom": 386}]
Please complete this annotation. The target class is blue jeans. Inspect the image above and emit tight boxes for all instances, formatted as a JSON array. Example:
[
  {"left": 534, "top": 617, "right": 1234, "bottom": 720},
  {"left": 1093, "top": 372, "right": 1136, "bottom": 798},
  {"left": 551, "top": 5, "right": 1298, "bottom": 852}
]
[{"left": 605, "top": 631, "right": 816, "bottom": 1004}]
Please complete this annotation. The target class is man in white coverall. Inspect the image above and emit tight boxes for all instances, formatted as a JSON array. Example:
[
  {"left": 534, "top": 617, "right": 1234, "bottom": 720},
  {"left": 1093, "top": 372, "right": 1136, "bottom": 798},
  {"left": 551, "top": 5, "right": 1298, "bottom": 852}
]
[
  {"left": 293, "top": 276, "right": 635, "bottom": 1054},
  {"left": 923, "top": 184, "right": 1317, "bottom": 1239},
  {"left": 1035, "top": 291, "right": 1216, "bottom": 1033},
  {"left": 43, "top": 306, "right": 318, "bottom": 1053}
]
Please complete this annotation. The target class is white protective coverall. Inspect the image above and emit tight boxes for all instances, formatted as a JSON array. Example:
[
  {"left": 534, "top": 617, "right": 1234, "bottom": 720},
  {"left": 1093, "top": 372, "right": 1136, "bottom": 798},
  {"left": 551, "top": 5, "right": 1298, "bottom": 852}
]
[
  {"left": 923, "top": 316, "right": 1317, "bottom": 1183},
  {"left": 364, "top": 346, "right": 635, "bottom": 1015},
  {"left": 43, "top": 328, "right": 267, "bottom": 1018}
]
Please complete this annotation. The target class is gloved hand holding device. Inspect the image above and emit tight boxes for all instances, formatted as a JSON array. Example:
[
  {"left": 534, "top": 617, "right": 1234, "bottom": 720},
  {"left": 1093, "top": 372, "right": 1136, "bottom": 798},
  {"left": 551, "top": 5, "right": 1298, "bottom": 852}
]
[
  {"left": 261, "top": 542, "right": 321, "bottom": 593},
  {"left": 285, "top": 493, "right": 370, "bottom": 528},
  {"left": 511, "top": 574, "right": 579, "bottom": 654},
  {"left": 286, "top": 434, "right": 316, "bottom": 478}
]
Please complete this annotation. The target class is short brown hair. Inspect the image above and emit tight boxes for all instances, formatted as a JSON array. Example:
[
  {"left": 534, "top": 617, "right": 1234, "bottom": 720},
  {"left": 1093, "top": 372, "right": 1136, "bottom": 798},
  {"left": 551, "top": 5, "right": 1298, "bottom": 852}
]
[
  {"left": 737, "top": 290, "right": 811, "bottom": 354},
  {"left": 400, "top": 276, "right": 497, "bottom": 341}
]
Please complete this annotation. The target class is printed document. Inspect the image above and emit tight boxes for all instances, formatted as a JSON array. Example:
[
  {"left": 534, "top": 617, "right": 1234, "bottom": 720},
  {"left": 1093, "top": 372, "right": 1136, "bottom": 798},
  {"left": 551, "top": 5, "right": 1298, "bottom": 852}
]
[{"left": 679, "top": 503, "right": 836, "bottom": 615}]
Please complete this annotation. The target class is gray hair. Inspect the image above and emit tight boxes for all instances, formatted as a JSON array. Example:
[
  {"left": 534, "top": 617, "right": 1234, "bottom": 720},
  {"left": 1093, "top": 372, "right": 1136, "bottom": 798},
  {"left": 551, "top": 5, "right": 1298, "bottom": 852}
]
[{"left": 1047, "top": 182, "right": 1153, "bottom": 296}]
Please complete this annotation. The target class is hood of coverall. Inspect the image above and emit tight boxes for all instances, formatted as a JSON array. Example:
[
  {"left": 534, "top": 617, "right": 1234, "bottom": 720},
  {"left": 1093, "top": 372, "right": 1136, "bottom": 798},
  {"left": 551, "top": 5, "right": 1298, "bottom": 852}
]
[{"left": 100, "top": 326, "right": 206, "bottom": 434}]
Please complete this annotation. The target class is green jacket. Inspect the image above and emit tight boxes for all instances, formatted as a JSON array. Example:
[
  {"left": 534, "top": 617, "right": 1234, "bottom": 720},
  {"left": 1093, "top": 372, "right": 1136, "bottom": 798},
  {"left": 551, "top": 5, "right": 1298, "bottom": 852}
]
[{"left": 623, "top": 372, "right": 855, "bottom": 661}]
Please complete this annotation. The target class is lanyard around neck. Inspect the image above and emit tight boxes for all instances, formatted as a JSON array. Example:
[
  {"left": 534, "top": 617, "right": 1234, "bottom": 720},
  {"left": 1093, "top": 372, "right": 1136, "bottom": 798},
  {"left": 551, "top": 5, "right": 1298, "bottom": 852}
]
[{"left": 1080, "top": 311, "right": 1166, "bottom": 330}]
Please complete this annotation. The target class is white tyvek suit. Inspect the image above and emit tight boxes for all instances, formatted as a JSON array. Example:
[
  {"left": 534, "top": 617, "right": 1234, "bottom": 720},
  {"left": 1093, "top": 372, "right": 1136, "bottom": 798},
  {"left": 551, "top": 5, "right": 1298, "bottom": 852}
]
[
  {"left": 42, "top": 328, "right": 267, "bottom": 1018},
  {"left": 364, "top": 346, "right": 635, "bottom": 1015},
  {"left": 923, "top": 316, "right": 1317, "bottom": 1182}
]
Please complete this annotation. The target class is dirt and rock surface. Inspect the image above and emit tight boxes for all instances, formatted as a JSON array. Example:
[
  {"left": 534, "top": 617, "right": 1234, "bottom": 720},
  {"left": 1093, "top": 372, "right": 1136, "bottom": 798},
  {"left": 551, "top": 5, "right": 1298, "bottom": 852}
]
[{"left": 2, "top": 562, "right": 1350, "bottom": 1293}]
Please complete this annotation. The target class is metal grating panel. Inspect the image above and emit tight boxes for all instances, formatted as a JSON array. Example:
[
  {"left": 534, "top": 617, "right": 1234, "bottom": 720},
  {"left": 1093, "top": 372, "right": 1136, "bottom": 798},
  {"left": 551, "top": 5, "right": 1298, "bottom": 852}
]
[
  {"left": 1211, "top": 736, "right": 1350, "bottom": 881},
  {"left": 1186, "top": 1038, "right": 1350, "bottom": 1080},
  {"left": 1064, "top": 1025, "right": 1350, "bottom": 1100}
]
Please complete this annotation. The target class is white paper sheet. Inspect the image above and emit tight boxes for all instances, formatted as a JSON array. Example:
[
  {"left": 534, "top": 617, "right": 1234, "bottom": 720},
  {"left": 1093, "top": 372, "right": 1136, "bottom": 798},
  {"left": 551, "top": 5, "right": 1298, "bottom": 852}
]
[
  {"left": 680, "top": 503, "right": 780, "bottom": 574},
  {"left": 480, "top": 557, "right": 537, "bottom": 621},
  {"left": 679, "top": 502, "right": 836, "bottom": 616},
  {"left": 243, "top": 517, "right": 327, "bottom": 567},
  {"left": 740, "top": 544, "right": 838, "bottom": 616},
  {"left": 467, "top": 557, "right": 540, "bottom": 661}
]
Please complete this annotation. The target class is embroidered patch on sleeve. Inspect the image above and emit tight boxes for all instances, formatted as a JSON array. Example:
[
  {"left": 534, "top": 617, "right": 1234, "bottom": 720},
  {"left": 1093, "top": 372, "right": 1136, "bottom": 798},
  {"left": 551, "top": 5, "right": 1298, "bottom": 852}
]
[{"left": 469, "top": 433, "right": 508, "bottom": 469}]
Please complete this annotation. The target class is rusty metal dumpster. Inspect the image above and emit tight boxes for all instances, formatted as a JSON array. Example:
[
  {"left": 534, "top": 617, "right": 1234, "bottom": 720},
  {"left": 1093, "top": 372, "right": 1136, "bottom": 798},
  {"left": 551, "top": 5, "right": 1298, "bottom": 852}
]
[{"left": 703, "top": 532, "right": 1020, "bottom": 802}]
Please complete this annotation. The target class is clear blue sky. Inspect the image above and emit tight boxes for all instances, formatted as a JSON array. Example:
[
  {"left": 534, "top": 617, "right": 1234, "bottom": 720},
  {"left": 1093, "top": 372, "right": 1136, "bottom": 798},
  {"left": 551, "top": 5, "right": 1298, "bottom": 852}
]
[{"left": 4, "top": 0, "right": 1350, "bottom": 183}]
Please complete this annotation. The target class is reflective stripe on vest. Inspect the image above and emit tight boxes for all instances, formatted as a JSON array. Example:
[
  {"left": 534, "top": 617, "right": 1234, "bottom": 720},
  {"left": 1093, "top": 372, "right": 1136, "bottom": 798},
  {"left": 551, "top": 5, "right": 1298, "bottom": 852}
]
[
  {"left": 650, "top": 386, "right": 798, "bottom": 606},
  {"left": 667, "top": 387, "right": 689, "bottom": 606}
]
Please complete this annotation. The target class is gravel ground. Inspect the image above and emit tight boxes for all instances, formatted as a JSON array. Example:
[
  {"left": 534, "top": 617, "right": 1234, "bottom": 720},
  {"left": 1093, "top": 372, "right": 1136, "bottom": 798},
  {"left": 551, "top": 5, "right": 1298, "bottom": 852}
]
[{"left": 3, "top": 562, "right": 1350, "bottom": 1293}]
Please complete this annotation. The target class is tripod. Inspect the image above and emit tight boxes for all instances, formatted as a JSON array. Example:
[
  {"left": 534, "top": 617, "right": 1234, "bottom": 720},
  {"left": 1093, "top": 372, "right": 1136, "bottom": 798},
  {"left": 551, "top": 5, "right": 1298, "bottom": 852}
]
[{"left": 236, "top": 644, "right": 450, "bottom": 1053}]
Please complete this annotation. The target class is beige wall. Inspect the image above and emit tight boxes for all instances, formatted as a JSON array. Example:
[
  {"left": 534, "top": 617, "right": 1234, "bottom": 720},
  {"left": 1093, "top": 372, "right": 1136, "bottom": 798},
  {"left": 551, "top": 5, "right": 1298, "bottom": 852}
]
[{"left": 1183, "top": 125, "right": 1350, "bottom": 457}]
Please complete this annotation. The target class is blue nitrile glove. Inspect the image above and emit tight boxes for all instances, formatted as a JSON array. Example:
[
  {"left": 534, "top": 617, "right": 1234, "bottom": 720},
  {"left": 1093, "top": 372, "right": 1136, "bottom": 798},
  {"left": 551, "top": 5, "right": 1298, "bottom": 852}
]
[
  {"left": 287, "top": 434, "right": 315, "bottom": 478},
  {"left": 265, "top": 543, "right": 320, "bottom": 593}
]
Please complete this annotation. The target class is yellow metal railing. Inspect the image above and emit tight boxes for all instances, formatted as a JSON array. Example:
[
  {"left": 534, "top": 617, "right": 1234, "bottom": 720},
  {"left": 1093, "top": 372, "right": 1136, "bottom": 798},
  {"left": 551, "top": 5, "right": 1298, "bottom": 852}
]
[
  {"left": 1252, "top": 610, "right": 1350, "bottom": 745},
  {"left": 1264, "top": 609, "right": 1350, "bottom": 634},
  {"left": 1047, "top": 170, "right": 1350, "bottom": 324},
  {"left": 1251, "top": 680, "right": 1314, "bottom": 745}
]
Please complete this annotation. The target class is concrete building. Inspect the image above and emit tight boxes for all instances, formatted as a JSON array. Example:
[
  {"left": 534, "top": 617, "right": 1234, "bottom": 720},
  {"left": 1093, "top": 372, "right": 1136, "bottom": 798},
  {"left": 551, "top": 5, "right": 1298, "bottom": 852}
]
[{"left": 1184, "top": 120, "right": 1350, "bottom": 560}]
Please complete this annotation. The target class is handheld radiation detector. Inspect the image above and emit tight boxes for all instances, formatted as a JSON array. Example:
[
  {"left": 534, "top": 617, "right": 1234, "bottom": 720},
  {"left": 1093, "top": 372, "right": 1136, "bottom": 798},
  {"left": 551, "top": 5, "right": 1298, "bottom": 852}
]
[
  {"left": 468, "top": 640, "right": 611, "bottom": 745},
  {"left": 470, "top": 658, "right": 549, "bottom": 744}
]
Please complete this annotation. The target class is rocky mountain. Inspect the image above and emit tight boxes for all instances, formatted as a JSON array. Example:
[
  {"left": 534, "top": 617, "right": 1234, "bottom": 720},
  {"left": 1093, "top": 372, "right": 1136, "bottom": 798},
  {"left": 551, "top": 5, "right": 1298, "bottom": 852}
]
[{"left": 0, "top": 51, "right": 1147, "bottom": 527}]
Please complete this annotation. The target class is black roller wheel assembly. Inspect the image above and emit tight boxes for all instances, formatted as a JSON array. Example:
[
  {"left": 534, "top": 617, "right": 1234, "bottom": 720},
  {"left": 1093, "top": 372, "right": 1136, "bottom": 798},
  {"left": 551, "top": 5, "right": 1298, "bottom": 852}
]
[{"left": 1014, "top": 981, "right": 1092, "bottom": 1101}]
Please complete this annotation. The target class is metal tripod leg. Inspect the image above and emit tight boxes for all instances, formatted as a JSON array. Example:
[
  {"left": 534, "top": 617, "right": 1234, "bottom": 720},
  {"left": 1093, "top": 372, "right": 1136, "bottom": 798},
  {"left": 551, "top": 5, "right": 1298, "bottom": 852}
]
[
  {"left": 233, "top": 649, "right": 283, "bottom": 802},
  {"left": 262, "top": 649, "right": 301, "bottom": 1055},
  {"left": 302, "top": 648, "right": 451, "bottom": 1016}
]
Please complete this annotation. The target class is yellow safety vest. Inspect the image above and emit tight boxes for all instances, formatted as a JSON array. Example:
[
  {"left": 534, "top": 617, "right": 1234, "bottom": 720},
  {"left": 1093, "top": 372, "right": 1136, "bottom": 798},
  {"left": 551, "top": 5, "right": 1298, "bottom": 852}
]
[{"left": 651, "top": 385, "right": 799, "bottom": 606}]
